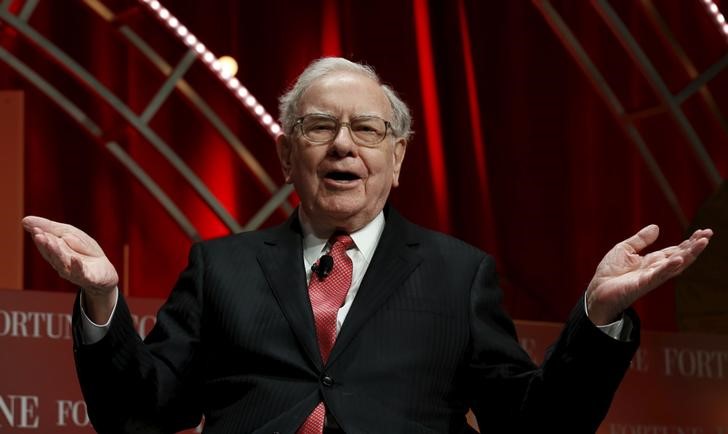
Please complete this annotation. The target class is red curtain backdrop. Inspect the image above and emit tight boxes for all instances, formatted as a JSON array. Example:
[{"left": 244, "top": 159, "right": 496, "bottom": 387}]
[{"left": 2, "top": 0, "right": 726, "bottom": 330}]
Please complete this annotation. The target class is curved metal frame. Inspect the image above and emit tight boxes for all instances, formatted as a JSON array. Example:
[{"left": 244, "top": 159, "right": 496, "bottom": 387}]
[
  {"left": 533, "top": 0, "right": 728, "bottom": 228},
  {"left": 0, "top": 0, "right": 296, "bottom": 240},
  {"left": 0, "top": 45, "right": 202, "bottom": 241},
  {"left": 82, "top": 0, "right": 292, "bottom": 217}
]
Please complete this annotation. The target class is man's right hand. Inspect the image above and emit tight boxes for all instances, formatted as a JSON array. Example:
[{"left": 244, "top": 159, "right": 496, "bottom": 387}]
[{"left": 22, "top": 216, "right": 119, "bottom": 323}]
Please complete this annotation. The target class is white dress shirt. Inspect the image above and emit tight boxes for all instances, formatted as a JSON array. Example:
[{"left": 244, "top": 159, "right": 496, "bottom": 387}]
[{"left": 300, "top": 211, "right": 385, "bottom": 335}]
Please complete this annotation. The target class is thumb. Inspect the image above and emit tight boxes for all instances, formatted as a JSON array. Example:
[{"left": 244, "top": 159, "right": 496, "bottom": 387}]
[
  {"left": 22, "top": 216, "right": 68, "bottom": 236},
  {"left": 622, "top": 224, "right": 659, "bottom": 254}
]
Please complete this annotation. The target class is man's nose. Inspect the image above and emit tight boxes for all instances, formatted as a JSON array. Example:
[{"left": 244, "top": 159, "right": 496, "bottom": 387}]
[{"left": 330, "top": 123, "right": 357, "bottom": 156}]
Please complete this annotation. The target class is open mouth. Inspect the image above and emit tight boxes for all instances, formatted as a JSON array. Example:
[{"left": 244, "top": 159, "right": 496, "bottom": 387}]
[{"left": 325, "top": 171, "right": 361, "bottom": 182}]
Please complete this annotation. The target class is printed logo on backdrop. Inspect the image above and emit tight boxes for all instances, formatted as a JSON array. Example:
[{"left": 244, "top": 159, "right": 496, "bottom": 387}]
[
  {"left": 0, "top": 397, "right": 92, "bottom": 429},
  {"left": 0, "top": 291, "right": 162, "bottom": 432},
  {"left": 516, "top": 321, "right": 728, "bottom": 434},
  {"left": 0, "top": 309, "right": 155, "bottom": 340}
]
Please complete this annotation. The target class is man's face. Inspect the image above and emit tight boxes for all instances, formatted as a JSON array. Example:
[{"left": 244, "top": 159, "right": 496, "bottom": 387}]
[{"left": 277, "top": 71, "right": 407, "bottom": 234}]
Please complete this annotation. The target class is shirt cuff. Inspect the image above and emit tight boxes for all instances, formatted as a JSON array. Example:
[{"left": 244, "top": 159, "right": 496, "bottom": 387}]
[
  {"left": 79, "top": 288, "right": 119, "bottom": 345},
  {"left": 584, "top": 296, "right": 625, "bottom": 341}
]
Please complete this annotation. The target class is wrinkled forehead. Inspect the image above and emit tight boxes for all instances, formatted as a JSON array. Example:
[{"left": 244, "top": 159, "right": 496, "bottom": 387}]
[{"left": 297, "top": 71, "right": 394, "bottom": 119}]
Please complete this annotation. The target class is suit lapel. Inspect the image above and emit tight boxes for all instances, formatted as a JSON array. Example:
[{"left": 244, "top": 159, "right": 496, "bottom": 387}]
[
  {"left": 257, "top": 216, "right": 323, "bottom": 369},
  {"left": 327, "top": 207, "right": 422, "bottom": 366}
]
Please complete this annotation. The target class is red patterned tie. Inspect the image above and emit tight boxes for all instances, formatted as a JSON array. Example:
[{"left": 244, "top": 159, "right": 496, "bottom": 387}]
[{"left": 298, "top": 234, "right": 354, "bottom": 434}]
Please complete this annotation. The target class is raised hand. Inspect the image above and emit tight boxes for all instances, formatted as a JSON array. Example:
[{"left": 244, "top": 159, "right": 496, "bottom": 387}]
[
  {"left": 22, "top": 216, "right": 119, "bottom": 322},
  {"left": 585, "top": 224, "right": 713, "bottom": 325}
]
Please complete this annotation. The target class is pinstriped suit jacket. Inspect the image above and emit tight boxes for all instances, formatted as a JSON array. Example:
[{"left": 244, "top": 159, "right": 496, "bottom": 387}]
[{"left": 72, "top": 206, "right": 639, "bottom": 434}]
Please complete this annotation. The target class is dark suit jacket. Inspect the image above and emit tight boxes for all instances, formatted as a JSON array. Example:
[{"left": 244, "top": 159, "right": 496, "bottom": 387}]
[{"left": 73, "top": 206, "right": 639, "bottom": 434}]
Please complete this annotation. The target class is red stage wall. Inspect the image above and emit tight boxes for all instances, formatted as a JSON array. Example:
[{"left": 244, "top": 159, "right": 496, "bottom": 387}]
[
  {"left": 2, "top": 289, "right": 727, "bottom": 433},
  {"left": 1, "top": 1, "right": 726, "bottom": 331}
]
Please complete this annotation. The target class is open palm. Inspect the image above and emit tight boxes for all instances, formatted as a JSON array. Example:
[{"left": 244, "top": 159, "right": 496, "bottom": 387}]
[
  {"left": 586, "top": 224, "right": 713, "bottom": 325},
  {"left": 22, "top": 216, "right": 118, "bottom": 295}
]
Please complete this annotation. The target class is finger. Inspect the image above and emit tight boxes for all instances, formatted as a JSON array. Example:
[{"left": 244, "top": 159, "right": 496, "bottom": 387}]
[
  {"left": 69, "top": 255, "right": 89, "bottom": 287},
  {"left": 30, "top": 232, "right": 90, "bottom": 287},
  {"left": 679, "top": 229, "right": 713, "bottom": 251},
  {"left": 669, "top": 232, "right": 711, "bottom": 258},
  {"left": 22, "top": 216, "right": 63, "bottom": 234},
  {"left": 622, "top": 224, "right": 660, "bottom": 254},
  {"left": 641, "top": 248, "right": 675, "bottom": 267},
  {"left": 648, "top": 243, "right": 691, "bottom": 263},
  {"left": 656, "top": 238, "right": 709, "bottom": 279},
  {"left": 23, "top": 217, "right": 102, "bottom": 257},
  {"left": 45, "top": 233, "right": 75, "bottom": 273},
  {"left": 694, "top": 227, "right": 713, "bottom": 236},
  {"left": 62, "top": 232, "right": 102, "bottom": 257},
  {"left": 22, "top": 215, "right": 88, "bottom": 240},
  {"left": 682, "top": 237, "right": 711, "bottom": 264},
  {"left": 637, "top": 255, "right": 685, "bottom": 296},
  {"left": 32, "top": 233, "right": 57, "bottom": 265},
  {"left": 652, "top": 229, "right": 713, "bottom": 260},
  {"left": 48, "top": 231, "right": 84, "bottom": 261},
  {"left": 691, "top": 228, "right": 714, "bottom": 242},
  {"left": 22, "top": 215, "right": 44, "bottom": 232}
]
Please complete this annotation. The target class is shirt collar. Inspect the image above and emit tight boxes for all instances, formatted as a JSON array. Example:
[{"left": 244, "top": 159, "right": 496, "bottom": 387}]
[{"left": 301, "top": 211, "right": 385, "bottom": 266}]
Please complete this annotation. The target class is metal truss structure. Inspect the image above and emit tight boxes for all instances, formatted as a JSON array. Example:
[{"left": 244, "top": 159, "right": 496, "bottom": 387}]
[
  {"left": 534, "top": 0, "right": 728, "bottom": 228},
  {"left": 0, "top": 0, "right": 294, "bottom": 242}
]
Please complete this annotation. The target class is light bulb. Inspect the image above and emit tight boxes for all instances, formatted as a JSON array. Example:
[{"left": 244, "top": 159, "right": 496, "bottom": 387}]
[{"left": 218, "top": 56, "right": 239, "bottom": 77}]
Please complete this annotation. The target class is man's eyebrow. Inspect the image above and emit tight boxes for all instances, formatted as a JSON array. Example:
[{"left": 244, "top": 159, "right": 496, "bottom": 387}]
[
  {"left": 302, "top": 111, "right": 388, "bottom": 119},
  {"left": 302, "top": 110, "right": 334, "bottom": 115},
  {"left": 353, "top": 112, "right": 385, "bottom": 118}
]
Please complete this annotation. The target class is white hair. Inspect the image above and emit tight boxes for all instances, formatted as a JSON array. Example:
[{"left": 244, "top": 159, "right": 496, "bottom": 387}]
[{"left": 278, "top": 57, "right": 413, "bottom": 140}]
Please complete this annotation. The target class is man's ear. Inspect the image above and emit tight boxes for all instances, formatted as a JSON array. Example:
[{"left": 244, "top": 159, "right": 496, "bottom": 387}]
[
  {"left": 276, "top": 134, "right": 294, "bottom": 184},
  {"left": 391, "top": 138, "right": 407, "bottom": 188}
]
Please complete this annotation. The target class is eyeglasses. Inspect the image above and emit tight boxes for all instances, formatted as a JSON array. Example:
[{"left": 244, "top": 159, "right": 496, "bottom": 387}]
[{"left": 293, "top": 113, "right": 392, "bottom": 147}]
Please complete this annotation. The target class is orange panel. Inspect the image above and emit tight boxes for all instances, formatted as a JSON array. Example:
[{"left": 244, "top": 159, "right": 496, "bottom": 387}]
[{"left": 0, "top": 91, "right": 24, "bottom": 290}]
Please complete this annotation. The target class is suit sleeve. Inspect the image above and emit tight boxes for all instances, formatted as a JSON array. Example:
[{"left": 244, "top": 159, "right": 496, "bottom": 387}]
[
  {"left": 72, "top": 243, "right": 207, "bottom": 434},
  {"left": 466, "top": 255, "right": 640, "bottom": 433}
]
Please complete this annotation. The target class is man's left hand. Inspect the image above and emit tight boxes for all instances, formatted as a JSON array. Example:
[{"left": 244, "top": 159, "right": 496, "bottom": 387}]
[{"left": 586, "top": 225, "right": 713, "bottom": 325}]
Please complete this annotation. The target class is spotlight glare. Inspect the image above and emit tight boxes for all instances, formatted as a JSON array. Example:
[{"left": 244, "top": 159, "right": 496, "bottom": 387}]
[
  {"left": 271, "top": 124, "right": 281, "bottom": 134},
  {"left": 237, "top": 87, "right": 249, "bottom": 98},
  {"left": 218, "top": 56, "right": 239, "bottom": 77},
  {"left": 159, "top": 8, "right": 170, "bottom": 19},
  {"left": 203, "top": 52, "right": 215, "bottom": 64},
  {"left": 245, "top": 96, "right": 256, "bottom": 107}
]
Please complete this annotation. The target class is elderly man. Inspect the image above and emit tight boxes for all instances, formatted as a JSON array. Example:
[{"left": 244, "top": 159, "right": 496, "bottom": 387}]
[{"left": 23, "top": 57, "right": 712, "bottom": 433}]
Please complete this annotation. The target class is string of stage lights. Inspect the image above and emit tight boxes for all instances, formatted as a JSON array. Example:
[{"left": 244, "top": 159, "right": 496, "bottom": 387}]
[{"left": 137, "top": 0, "right": 282, "bottom": 137}]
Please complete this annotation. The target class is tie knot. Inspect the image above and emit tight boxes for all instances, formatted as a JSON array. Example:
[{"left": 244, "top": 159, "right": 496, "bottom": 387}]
[{"left": 330, "top": 233, "right": 354, "bottom": 251}]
